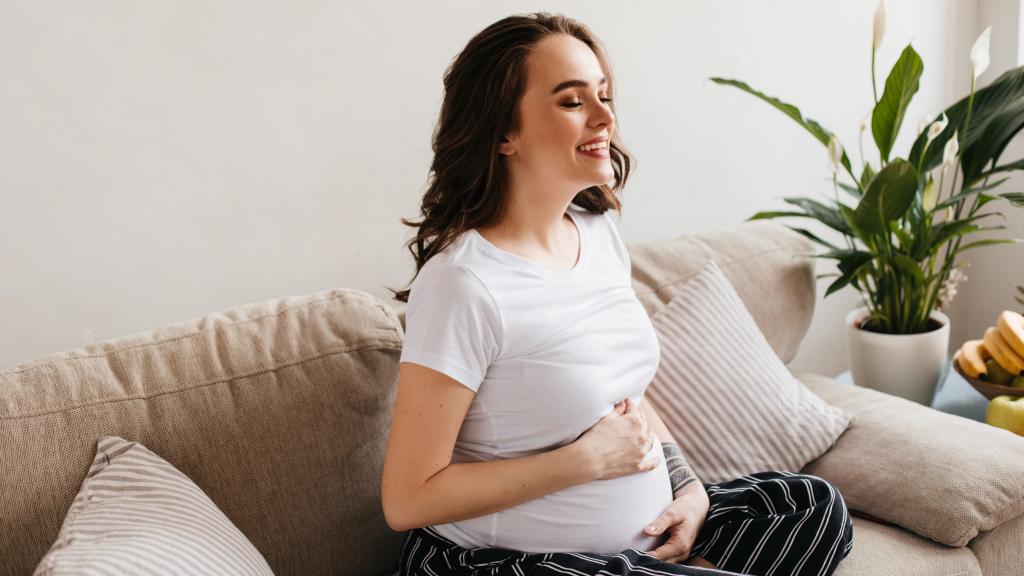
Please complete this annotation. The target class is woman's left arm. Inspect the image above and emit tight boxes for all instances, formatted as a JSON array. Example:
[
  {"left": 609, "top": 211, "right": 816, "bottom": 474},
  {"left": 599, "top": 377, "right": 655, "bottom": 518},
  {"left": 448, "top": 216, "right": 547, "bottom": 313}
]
[
  {"left": 641, "top": 396, "right": 710, "bottom": 563},
  {"left": 639, "top": 396, "right": 702, "bottom": 495}
]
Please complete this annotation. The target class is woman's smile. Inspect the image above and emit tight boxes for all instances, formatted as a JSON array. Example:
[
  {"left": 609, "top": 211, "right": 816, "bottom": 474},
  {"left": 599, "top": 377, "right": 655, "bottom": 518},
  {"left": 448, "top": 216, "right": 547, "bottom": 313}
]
[
  {"left": 577, "top": 138, "right": 610, "bottom": 159},
  {"left": 577, "top": 146, "right": 610, "bottom": 159}
]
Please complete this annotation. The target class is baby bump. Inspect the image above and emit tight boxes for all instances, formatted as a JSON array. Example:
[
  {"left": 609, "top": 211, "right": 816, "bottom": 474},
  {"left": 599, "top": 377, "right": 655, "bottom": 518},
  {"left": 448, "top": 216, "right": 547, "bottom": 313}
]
[{"left": 463, "top": 436, "right": 674, "bottom": 554}]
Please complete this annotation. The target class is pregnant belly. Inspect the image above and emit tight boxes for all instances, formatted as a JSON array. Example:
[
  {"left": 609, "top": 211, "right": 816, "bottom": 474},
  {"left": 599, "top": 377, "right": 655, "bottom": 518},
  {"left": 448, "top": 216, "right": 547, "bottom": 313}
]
[{"left": 441, "top": 438, "right": 675, "bottom": 555}]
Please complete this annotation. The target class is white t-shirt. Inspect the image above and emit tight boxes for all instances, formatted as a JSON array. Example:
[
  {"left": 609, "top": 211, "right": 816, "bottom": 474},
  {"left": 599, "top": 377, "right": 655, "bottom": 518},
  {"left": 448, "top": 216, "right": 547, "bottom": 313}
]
[{"left": 399, "top": 202, "right": 672, "bottom": 554}]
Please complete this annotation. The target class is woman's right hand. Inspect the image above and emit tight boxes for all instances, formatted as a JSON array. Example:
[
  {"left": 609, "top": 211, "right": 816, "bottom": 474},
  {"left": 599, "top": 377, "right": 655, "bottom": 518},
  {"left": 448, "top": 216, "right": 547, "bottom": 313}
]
[{"left": 575, "top": 398, "right": 660, "bottom": 481}]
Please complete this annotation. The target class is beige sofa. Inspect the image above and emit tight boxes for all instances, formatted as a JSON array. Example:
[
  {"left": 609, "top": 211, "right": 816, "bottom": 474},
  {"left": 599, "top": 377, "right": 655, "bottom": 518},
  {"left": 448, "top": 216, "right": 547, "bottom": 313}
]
[{"left": 2, "top": 220, "right": 1022, "bottom": 576}]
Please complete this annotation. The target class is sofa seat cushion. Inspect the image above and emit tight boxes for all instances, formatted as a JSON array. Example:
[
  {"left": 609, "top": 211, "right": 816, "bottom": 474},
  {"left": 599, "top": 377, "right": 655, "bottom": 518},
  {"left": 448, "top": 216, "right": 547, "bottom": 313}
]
[
  {"left": 833, "top": 517, "right": 982, "bottom": 576},
  {"left": 0, "top": 289, "right": 405, "bottom": 576},
  {"left": 793, "top": 371, "right": 1024, "bottom": 548},
  {"left": 968, "top": 510, "right": 1024, "bottom": 576}
]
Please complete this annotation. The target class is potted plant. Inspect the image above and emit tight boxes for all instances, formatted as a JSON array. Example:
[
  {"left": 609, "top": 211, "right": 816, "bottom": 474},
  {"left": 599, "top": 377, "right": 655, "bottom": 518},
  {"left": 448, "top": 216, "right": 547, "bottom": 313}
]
[{"left": 711, "top": 1, "right": 1024, "bottom": 404}]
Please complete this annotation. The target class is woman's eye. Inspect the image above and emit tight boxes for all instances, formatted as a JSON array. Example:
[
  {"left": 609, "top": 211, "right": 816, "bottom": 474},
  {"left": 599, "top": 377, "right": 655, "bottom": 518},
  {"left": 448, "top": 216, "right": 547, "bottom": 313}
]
[{"left": 562, "top": 98, "right": 614, "bottom": 108}]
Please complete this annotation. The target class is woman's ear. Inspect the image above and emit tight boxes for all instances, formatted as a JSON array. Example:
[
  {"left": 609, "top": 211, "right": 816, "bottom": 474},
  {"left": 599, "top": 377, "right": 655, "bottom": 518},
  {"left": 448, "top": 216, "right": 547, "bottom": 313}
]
[{"left": 499, "top": 136, "right": 516, "bottom": 156}]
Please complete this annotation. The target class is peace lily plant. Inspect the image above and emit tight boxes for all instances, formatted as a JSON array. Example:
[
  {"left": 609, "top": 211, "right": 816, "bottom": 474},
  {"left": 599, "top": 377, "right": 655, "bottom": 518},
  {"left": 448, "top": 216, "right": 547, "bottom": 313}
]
[{"left": 713, "top": 0, "right": 1024, "bottom": 335}]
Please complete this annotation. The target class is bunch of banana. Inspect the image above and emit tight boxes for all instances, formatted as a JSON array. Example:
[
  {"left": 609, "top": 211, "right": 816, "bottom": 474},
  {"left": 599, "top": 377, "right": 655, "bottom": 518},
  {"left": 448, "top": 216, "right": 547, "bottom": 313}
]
[{"left": 954, "top": 310, "right": 1024, "bottom": 387}]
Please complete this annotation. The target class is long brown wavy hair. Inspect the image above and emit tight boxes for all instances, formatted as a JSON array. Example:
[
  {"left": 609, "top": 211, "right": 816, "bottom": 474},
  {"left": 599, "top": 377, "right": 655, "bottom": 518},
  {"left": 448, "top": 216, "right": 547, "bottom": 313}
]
[{"left": 389, "top": 12, "right": 635, "bottom": 303}]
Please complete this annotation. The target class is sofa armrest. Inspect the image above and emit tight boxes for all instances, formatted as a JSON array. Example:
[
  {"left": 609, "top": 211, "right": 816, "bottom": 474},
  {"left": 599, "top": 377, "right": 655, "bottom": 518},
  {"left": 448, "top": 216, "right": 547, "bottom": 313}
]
[{"left": 792, "top": 371, "right": 1024, "bottom": 548}]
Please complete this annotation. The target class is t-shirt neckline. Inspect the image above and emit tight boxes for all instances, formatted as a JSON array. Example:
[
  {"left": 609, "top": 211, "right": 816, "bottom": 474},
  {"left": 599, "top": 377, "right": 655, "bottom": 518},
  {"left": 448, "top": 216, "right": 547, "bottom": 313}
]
[{"left": 469, "top": 208, "right": 588, "bottom": 279}]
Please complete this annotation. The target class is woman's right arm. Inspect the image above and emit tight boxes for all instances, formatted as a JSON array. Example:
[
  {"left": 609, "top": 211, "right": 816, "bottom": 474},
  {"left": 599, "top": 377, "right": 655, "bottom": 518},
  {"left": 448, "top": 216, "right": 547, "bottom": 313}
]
[
  {"left": 380, "top": 362, "right": 658, "bottom": 532},
  {"left": 381, "top": 362, "right": 590, "bottom": 532}
]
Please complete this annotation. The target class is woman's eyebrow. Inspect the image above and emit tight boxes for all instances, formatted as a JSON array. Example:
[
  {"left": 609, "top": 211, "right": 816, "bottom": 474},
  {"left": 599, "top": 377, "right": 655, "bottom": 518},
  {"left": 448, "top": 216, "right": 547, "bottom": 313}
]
[{"left": 551, "top": 77, "right": 607, "bottom": 94}]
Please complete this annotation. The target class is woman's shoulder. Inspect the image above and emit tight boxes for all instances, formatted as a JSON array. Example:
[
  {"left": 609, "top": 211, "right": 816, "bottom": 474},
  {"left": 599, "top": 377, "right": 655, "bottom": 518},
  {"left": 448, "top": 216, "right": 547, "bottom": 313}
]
[{"left": 410, "top": 256, "right": 495, "bottom": 308}]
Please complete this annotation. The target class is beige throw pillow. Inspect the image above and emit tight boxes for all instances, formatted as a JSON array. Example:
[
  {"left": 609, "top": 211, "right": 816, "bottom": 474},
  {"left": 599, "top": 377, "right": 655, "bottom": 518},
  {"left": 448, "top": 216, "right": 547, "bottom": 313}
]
[
  {"left": 646, "top": 259, "right": 854, "bottom": 484},
  {"left": 33, "top": 436, "right": 274, "bottom": 576}
]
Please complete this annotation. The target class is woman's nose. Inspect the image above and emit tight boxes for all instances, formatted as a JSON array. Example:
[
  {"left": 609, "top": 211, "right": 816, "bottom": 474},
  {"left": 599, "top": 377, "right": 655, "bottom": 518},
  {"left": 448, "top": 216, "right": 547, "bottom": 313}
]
[{"left": 590, "top": 103, "right": 614, "bottom": 130}]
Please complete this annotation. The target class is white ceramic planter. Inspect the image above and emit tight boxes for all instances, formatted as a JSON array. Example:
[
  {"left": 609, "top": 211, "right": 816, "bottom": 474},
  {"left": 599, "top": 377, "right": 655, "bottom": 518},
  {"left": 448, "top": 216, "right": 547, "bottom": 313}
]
[{"left": 845, "top": 306, "right": 950, "bottom": 405}]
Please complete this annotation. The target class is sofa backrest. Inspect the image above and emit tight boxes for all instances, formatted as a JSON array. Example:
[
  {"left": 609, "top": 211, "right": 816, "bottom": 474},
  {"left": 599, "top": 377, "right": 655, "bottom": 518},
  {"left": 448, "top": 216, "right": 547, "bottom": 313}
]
[
  {"left": 391, "top": 219, "right": 816, "bottom": 364},
  {"left": 0, "top": 219, "right": 815, "bottom": 576},
  {"left": 627, "top": 219, "right": 816, "bottom": 364},
  {"left": 0, "top": 290, "right": 406, "bottom": 576}
]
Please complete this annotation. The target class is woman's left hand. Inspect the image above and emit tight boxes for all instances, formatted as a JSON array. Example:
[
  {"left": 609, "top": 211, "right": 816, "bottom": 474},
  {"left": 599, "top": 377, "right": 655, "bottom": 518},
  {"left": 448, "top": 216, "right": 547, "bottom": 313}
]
[{"left": 644, "top": 481, "right": 710, "bottom": 563}]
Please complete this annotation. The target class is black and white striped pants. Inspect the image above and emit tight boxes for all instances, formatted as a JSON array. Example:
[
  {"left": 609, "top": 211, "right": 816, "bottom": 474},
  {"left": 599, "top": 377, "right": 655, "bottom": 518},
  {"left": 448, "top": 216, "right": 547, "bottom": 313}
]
[{"left": 393, "top": 471, "right": 854, "bottom": 576}]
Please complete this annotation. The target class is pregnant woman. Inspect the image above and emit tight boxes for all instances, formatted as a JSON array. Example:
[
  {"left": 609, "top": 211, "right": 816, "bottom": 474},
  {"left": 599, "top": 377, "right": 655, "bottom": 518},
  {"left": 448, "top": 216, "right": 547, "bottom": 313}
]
[{"left": 382, "top": 12, "right": 853, "bottom": 576}]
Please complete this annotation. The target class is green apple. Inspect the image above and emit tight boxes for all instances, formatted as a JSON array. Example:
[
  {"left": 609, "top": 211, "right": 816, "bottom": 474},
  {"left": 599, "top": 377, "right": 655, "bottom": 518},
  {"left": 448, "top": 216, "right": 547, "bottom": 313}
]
[
  {"left": 986, "top": 396, "right": 1024, "bottom": 436},
  {"left": 1012, "top": 375, "right": 1024, "bottom": 389},
  {"left": 985, "top": 358, "right": 1015, "bottom": 385}
]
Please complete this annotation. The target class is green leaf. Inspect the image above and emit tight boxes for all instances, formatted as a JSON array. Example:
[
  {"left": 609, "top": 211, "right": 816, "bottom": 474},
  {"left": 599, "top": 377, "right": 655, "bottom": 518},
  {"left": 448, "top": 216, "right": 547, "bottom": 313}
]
[
  {"left": 1001, "top": 192, "right": 1024, "bottom": 207},
  {"left": 710, "top": 77, "right": 852, "bottom": 173},
  {"left": 835, "top": 249, "right": 875, "bottom": 276},
  {"left": 859, "top": 163, "right": 875, "bottom": 193},
  {"left": 927, "top": 221, "right": 980, "bottom": 249},
  {"left": 977, "top": 193, "right": 998, "bottom": 208},
  {"left": 853, "top": 159, "right": 919, "bottom": 234},
  {"left": 825, "top": 251, "right": 874, "bottom": 296},
  {"left": 955, "top": 238, "right": 1024, "bottom": 254},
  {"left": 782, "top": 197, "right": 852, "bottom": 235},
  {"left": 838, "top": 203, "right": 870, "bottom": 246},
  {"left": 892, "top": 252, "right": 925, "bottom": 284},
  {"left": 872, "top": 45, "right": 924, "bottom": 162},
  {"left": 933, "top": 177, "right": 1011, "bottom": 210},
  {"left": 747, "top": 211, "right": 809, "bottom": 221},
  {"left": 817, "top": 247, "right": 874, "bottom": 262},
  {"left": 913, "top": 213, "right": 1004, "bottom": 259},
  {"left": 785, "top": 226, "right": 842, "bottom": 250},
  {"left": 837, "top": 182, "right": 862, "bottom": 198},
  {"left": 973, "top": 158, "right": 1024, "bottom": 181},
  {"left": 909, "top": 66, "right": 1024, "bottom": 182},
  {"left": 965, "top": 96, "right": 1024, "bottom": 179}
]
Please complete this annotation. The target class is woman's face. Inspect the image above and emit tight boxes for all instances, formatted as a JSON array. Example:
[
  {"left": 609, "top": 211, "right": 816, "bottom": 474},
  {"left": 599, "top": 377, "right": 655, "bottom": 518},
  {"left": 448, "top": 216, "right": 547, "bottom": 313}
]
[{"left": 502, "top": 34, "right": 616, "bottom": 190}]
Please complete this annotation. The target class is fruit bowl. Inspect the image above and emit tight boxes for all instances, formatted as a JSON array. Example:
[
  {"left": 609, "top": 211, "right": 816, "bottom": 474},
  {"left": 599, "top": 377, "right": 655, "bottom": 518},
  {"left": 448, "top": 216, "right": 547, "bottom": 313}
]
[{"left": 952, "top": 357, "right": 1024, "bottom": 400}]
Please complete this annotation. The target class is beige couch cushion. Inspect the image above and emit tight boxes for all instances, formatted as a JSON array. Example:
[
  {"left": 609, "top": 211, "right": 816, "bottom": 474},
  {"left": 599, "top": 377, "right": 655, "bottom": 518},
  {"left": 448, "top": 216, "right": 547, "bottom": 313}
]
[
  {"left": 793, "top": 371, "right": 1024, "bottom": 548},
  {"left": 628, "top": 219, "right": 815, "bottom": 365},
  {"left": 969, "top": 511, "right": 1024, "bottom": 576},
  {"left": 834, "top": 517, "right": 982, "bottom": 576},
  {"left": 0, "top": 289, "right": 404, "bottom": 576}
]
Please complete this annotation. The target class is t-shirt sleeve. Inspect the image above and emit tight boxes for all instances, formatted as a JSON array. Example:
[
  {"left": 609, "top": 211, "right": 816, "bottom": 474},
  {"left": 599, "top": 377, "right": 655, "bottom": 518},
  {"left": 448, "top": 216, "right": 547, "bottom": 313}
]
[{"left": 399, "top": 262, "right": 502, "bottom": 393}]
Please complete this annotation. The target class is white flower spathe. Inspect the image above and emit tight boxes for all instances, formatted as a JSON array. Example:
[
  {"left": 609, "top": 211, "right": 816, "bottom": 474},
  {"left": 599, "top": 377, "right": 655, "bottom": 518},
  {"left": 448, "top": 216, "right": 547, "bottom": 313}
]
[
  {"left": 943, "top": 129, "right": 960, "bottom": 167},
  {"left": 971, "top": 26, "right": 992, "bottom": 80},
  {"left": 922, "top": 178, "right": 937, "bottom": 212},
  {"left": 927, "top": 113, "right": 949, "bottom": 143},
  {"left": 828, "top": 135, "right": 844, "bottom": 174},
  {"left": 873, "top": 0, "right": 888, "bottom": 52}
]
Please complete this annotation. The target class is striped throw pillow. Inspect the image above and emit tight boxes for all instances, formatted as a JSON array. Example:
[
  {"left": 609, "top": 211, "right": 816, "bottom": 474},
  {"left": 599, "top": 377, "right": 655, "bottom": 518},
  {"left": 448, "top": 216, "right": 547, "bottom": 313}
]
[
  {"left": 646, "top": 259, "right": 853, "bottom": 484},
  {"left": 33, "top": 436, "right": 274, "bottom": 576}
]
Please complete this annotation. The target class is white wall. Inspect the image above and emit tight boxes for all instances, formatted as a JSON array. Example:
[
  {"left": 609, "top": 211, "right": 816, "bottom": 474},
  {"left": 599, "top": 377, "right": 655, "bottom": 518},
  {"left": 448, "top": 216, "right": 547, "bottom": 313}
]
[
  {"left": 947, "top": 0, "right": 1024, "bottom": 358},
  {"left": 0, "top": 1, "right": 993, "bottom": 373}
]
